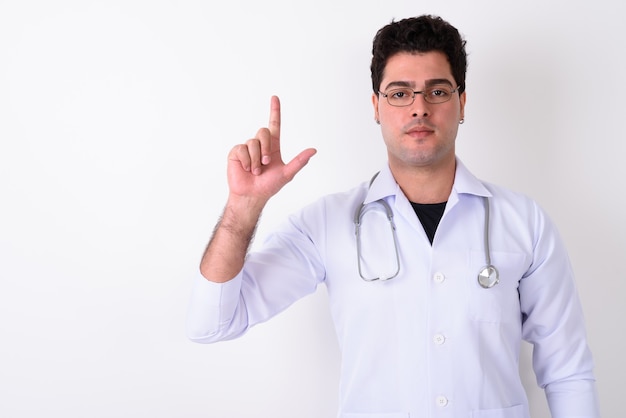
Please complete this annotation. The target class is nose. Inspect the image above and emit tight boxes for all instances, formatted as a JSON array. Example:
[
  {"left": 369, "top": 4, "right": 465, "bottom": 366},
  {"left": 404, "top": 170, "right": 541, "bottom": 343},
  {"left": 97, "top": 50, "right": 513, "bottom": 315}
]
[{"left": 410, "top": 93, "right": 430, "bottom": 118}]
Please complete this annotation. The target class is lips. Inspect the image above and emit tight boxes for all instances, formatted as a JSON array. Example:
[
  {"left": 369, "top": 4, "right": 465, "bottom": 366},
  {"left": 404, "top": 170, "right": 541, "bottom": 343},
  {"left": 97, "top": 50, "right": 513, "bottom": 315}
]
[{"left": 406, "top": 125, "right": 434, "bottom": 138}]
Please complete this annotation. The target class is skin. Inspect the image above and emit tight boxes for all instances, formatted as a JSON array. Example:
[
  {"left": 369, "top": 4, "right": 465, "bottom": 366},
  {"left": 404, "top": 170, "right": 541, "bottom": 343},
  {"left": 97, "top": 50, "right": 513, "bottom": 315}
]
[
  {"left": 199, "top": 50, "right": 466, "bottom": 282},
  {"left": 199, "top": 96, "right": 316, "bottom": 282},
  {"left": 372, "top": 51, "right": 466, "bottom": 203}
]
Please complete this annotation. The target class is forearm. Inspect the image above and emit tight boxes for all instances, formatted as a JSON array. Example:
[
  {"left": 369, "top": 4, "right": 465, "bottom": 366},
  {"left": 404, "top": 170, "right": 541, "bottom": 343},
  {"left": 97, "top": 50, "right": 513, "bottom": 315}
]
[{"left": 199, "top": 195, "right": 265, "bottom": 283}]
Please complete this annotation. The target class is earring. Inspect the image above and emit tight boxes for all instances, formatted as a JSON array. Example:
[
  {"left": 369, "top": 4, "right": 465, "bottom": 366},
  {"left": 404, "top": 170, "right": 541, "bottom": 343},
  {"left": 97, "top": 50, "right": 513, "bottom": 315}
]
[
  {"left": 375, "top": 119, "right": 380, "bottom": 125},
  {"left": 459, "top": 119, "right": 465, "bottom": 124}
]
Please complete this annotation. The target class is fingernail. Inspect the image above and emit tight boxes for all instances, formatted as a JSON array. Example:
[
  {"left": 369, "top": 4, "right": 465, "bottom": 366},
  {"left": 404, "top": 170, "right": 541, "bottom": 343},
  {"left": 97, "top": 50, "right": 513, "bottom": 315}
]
[
  {"left": 262, "top": 155, "right": 271, "bottom": 165},
  {"left": 253, "top": 168, "right": 262, "bottom": 175}
]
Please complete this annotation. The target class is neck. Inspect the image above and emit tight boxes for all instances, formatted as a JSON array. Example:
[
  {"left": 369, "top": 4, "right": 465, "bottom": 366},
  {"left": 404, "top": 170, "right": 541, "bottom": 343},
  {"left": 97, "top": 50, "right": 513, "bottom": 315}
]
[{"left": 390, "top": 159, "right": 456, "bottom": 204}]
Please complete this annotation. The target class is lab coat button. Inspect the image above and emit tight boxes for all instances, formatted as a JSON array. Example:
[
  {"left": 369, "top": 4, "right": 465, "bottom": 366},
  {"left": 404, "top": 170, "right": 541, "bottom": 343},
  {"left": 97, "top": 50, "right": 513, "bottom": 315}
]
[
  {"left": 433, "top": 272, "right": 445, "bottom": 283},
  {"left": 436, "top": 395, "right": 449, "bottom": 407},
  {"left": 433, "top": 334, "right": 446, "bottom": 345}
]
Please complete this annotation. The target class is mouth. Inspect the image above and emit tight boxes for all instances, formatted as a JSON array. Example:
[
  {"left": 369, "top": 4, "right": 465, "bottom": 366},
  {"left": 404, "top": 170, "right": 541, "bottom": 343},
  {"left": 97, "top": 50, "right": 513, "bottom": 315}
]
[{"left": 406, "top": 126, "right": 435, "bottom": 139}]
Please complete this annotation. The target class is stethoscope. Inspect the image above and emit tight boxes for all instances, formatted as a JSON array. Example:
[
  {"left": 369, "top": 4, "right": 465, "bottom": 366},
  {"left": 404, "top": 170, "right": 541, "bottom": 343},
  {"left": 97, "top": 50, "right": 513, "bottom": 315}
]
[{"left": 353, "top": 173, "right": 500, "bottom": 288}]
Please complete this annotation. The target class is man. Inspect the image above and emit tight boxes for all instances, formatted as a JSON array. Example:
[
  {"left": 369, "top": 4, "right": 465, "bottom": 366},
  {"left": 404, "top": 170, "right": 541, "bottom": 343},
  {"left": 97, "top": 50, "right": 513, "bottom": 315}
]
[{"left": 187, "top": 15, "right": 600, "bottom": 417}]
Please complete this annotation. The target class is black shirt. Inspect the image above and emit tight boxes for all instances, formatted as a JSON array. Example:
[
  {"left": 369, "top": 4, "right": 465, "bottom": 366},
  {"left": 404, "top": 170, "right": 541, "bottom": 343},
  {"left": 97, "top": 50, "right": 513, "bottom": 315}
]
[{"left": 410, "top": 201, "right": 447, "bottom": 244}]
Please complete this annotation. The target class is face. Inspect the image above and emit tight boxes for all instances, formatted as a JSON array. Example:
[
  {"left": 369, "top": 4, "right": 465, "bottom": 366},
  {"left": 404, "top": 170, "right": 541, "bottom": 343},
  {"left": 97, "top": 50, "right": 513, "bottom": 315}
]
[{"left": 372, "top": 51, "right": 466, "bottom": 172}]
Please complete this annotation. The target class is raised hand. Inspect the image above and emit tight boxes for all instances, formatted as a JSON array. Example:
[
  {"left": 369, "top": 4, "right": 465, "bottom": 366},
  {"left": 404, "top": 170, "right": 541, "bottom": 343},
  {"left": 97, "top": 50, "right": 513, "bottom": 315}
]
[
  {"left": 200, "top": 96, "right": 317, "bottom": 282},
  {"left": 226, "top": 96, "right": 317, "bottom": 206}
]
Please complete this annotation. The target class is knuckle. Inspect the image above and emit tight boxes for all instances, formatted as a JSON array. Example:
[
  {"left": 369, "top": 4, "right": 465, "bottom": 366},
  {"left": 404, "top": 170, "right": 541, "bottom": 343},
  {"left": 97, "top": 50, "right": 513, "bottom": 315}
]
[
  {"left": 257, "top": 128, "right": 270, "bottom": 139},
  {"left": 229, "top": 144, "right": 244, "bottom": 156}
]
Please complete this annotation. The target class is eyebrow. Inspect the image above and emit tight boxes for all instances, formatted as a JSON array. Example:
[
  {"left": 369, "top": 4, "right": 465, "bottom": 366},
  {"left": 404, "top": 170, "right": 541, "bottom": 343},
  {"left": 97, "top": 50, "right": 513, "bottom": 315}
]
[{"left": 383, "top": 78, "right": 454, "bottom": 91}]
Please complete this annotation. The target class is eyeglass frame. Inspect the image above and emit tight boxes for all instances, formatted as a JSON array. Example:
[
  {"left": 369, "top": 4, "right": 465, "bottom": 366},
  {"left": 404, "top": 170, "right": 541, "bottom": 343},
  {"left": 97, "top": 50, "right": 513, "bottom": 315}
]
[{"left": 378, "top": 84, "right": 462, "bottom": 106}]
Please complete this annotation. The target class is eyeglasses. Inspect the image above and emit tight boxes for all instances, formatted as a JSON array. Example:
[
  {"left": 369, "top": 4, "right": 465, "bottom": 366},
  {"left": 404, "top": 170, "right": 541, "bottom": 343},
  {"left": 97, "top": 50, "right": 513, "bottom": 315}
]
[{"left": 378, "top": 84, "right": 461, "bottom": 106}]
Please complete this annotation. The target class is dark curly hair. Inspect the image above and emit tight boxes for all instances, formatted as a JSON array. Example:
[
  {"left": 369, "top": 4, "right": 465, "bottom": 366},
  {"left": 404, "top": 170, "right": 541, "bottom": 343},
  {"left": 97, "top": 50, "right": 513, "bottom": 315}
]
[{"left": 371, "top": 15, "right": 467, "bottom": 95}]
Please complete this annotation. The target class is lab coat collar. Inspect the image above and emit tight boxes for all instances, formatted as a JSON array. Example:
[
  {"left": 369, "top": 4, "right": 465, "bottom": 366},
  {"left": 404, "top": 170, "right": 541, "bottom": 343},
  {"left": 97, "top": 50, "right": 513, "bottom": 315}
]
[
  {"left": 453, "top": 159, "right": 492, "bottom": 198},
  {"left": 363, "top": 157, "right": 492, "bottom": 205}
]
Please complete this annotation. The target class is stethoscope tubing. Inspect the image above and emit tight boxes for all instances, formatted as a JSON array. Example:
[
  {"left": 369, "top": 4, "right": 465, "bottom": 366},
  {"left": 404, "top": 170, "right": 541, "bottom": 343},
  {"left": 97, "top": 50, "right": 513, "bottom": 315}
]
[
  {"left": 354, "top": 175, "right": 499, "bottom": 287},
  {"left": 354, "top": 199, "right": 401, "bottom": 281}
]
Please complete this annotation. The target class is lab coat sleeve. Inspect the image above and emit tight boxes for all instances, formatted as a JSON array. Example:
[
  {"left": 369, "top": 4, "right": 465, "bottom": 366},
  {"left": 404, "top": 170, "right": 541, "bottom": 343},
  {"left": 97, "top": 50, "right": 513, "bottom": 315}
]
[
  {"left": 186, "top": 272, "right": 245, "bottom": 342},
  {"left": 186, "top": 205, "right": 327, "bottom": 344},
  {"left": 519, "top": 201, "right": 601, "bottom": 417}
]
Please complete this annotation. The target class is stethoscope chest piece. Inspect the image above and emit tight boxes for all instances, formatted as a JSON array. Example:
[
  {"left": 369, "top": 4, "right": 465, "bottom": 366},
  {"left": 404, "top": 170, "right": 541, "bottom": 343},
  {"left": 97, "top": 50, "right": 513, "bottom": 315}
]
[{"left": 478, "top": 265, "right": 499, "bottom": 289}]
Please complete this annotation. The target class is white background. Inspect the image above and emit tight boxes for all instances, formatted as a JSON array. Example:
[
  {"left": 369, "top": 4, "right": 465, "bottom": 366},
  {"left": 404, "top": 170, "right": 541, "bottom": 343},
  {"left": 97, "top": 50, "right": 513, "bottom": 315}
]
[{"left": 1, "top": 0, "right": 624, "bottom": 417}]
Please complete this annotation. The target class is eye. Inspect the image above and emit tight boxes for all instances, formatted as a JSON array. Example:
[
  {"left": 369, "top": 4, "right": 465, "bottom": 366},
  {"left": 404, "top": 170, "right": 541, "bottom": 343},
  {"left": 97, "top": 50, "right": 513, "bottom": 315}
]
[
  {"left": 428, "top": 87, "right": 450, "bottom": 98},
  {"left": 391, "top": 89, "right": 409, "bottom": 99},
  {"left": 383, "top": 88, "right": 415, "bottom": 106}
]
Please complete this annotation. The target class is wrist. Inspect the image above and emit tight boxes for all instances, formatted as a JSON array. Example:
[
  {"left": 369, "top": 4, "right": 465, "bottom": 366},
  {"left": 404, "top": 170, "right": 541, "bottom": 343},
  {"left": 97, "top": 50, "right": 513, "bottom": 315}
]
[{"left": 221, "top": 194, "right": 265, "bottom": 231}]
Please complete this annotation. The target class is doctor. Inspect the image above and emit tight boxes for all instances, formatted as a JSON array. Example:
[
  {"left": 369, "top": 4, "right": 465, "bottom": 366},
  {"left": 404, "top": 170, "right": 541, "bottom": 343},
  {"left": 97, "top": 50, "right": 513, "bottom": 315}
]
[{"left": 187, "top": 15, "right": 600, "bottom": 418}]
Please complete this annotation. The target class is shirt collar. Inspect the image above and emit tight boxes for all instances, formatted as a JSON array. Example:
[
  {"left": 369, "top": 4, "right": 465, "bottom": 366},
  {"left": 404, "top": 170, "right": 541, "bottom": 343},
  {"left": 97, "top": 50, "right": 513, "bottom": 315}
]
[
  {"left": 453, "top": 159, "right": 492, "bottom": 198},
  {"left": 363, "top": 158, "right": 491, "bottom": 205}
]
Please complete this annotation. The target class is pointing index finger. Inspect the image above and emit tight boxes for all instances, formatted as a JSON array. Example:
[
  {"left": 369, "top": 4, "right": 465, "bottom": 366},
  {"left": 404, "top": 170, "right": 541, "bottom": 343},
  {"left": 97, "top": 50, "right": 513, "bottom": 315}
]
[
  {"left": 260, "top": 95, "right": 280, "bottom": 166},
  {"left": 269, "top": 95, "right": 281, "bottom": 141}
]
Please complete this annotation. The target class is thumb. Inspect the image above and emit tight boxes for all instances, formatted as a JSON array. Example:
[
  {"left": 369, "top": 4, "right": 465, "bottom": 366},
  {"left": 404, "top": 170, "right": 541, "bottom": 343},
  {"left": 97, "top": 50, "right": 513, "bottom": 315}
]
[{"left": 283, "top": 148, "right": 317, "bottom": 181}]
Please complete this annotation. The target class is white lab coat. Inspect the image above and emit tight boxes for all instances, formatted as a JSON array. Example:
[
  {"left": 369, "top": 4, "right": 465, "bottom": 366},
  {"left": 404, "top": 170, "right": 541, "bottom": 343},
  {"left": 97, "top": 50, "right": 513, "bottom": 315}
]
[{"left": 187, "top": 159, "right": 600, "bottom": 418}]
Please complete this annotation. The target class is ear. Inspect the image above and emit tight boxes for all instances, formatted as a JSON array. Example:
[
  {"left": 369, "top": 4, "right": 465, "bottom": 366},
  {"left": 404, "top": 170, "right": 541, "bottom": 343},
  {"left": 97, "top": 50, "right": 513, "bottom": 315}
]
[
  {"left": 459, "top": 90, "right": 467, "bottom": 121},
  {"left": 372, "top": 92, "right": 380, "bottom": 124}
]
